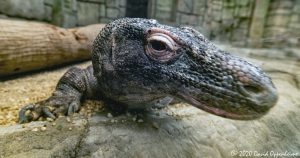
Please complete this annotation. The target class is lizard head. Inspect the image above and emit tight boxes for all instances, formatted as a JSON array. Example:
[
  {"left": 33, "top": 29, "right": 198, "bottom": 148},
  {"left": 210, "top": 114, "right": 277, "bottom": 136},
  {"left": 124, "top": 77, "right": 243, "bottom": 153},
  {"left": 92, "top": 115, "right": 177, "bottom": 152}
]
[{"left": 92, "top": 18, "right": 278, "bottom": 120}]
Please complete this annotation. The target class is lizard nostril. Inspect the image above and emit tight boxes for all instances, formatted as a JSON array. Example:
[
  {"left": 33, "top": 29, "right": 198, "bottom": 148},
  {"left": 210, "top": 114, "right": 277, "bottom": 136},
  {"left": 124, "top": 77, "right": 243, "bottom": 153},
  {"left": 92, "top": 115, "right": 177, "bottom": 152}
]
[
  {"left": 243, "top": 85, "right": 263, "bottom": 94},
  {"left": 238, "top": 82, "right": 278, "bottom": 109},
  {"left": 238, "top": 83, "right": 264, "bottom": 97}
]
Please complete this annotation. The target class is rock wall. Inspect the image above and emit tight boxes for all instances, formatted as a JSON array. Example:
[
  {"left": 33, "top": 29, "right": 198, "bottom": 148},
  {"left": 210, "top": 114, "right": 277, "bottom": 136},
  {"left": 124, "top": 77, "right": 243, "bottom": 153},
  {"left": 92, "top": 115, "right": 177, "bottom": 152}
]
[
  {"left": 0, "top": 0, "right": 126, "bottom": 27},
  {"left": 150, "top": 0, "right": 253, "bottom": 46},
  {"left": 264, "top": 0, "right": 300, "bottom": 47},
  {"left": 151, "top": 0, "right": 300, "bottom": 48},
  {"left": 0, "top": 0, "right": 299, "bottom": 48}
]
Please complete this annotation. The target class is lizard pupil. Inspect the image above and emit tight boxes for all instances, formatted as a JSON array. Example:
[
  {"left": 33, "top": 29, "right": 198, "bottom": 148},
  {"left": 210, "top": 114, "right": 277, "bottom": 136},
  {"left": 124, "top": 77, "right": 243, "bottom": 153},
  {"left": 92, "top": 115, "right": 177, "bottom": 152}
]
[{"left": 150, "top": 40, "right": 166, "bottom": 51}]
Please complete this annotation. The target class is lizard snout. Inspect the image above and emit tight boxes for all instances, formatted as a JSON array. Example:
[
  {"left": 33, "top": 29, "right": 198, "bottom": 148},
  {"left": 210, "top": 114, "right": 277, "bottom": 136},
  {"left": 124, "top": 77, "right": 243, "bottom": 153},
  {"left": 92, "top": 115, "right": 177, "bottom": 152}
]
[
  {"left": 223, "top": 58, "right": 278, "bottom": 110},
  {"left": 237, "top": 76, "right": 278, "bottom": 110}
]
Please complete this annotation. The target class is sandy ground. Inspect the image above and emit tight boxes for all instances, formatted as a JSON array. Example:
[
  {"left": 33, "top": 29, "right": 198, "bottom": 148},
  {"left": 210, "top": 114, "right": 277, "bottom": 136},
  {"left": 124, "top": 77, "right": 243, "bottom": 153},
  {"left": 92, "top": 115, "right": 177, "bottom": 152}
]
[{"left": 0, "top": 61, "right": 104, "bottom": 125}]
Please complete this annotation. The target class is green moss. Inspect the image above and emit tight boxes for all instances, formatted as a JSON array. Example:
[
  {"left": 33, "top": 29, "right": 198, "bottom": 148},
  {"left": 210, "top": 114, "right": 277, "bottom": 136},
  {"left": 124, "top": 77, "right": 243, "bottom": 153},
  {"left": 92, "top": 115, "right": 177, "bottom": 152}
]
[{"left": 51, "top": 0, "right": 63, "bottom": 26}]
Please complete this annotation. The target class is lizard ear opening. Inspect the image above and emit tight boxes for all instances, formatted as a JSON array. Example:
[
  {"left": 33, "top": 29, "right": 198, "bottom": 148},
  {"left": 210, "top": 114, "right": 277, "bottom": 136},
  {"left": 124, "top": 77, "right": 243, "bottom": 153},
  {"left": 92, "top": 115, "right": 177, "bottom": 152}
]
[{"left": 145, "top": 31, "right": 180, "bottom": 63}]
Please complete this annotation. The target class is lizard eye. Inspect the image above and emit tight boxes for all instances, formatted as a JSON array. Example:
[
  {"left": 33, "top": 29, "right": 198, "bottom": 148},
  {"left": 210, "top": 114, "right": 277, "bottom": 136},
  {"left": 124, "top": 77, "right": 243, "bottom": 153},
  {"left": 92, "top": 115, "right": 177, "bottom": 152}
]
[
  {"left": 146, "top": 32, "right": 179, "bottom": 63},
  {"left": 149, "top": 40, "right": 167, "bottom": 51}
]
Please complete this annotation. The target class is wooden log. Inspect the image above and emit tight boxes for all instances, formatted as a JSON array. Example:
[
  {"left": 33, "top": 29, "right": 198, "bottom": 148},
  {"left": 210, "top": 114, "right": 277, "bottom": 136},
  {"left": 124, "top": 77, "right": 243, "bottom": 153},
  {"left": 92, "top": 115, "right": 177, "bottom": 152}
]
[{"left": 0, "top": 19, "right": 105, "bottom": 77}]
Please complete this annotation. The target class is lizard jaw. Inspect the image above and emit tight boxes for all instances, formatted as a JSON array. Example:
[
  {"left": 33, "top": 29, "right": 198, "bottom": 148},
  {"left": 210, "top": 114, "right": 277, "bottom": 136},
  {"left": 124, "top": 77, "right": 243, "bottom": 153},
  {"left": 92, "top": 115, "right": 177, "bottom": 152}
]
[{"left": 177, "top": 92, "right": 265, "bottom": 120}]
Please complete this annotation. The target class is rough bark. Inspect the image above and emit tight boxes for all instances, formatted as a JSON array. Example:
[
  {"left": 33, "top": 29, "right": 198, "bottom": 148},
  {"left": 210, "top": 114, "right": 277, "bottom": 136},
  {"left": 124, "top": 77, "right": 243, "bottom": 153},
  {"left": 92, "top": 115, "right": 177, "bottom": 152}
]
[{"left": 0, "top": 19, "right": 105, "bottom": 77}]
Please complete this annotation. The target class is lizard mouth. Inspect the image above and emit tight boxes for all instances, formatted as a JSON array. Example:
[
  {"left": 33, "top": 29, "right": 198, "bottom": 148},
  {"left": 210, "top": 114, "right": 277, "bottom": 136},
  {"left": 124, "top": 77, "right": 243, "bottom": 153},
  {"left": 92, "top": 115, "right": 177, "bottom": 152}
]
[{"left": 177, "top": 92, "right": 264, "bottom": 120}]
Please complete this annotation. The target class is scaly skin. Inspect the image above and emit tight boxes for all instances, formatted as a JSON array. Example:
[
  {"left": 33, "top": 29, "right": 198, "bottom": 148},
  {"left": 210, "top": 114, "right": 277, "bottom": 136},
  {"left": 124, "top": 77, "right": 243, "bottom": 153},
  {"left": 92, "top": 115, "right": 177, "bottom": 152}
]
[{"left": 19, "top": 18, "right": 278, "bottom": 123}]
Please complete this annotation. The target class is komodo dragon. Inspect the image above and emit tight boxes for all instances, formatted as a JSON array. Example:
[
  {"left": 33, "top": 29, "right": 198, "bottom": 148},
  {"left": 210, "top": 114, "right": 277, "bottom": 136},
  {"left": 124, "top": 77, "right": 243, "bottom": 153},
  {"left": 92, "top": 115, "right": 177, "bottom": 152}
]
[{"left": 19, "top": 18, "right": 278, "bottom": 123}]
